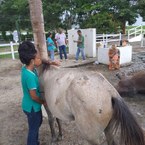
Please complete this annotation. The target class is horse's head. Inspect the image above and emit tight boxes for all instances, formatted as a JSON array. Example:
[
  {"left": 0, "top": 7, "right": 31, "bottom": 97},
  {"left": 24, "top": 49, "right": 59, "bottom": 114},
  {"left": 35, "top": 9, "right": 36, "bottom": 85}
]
[{"left": 116, "top": 72, "right": 135, "bottom": 96}]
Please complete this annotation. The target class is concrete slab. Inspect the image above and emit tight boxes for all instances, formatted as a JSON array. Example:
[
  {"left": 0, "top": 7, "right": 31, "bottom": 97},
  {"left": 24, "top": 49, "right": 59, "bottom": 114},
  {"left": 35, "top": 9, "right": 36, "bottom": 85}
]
[{"left": 60, "top": 58, "right": 96, "bottom": 68}]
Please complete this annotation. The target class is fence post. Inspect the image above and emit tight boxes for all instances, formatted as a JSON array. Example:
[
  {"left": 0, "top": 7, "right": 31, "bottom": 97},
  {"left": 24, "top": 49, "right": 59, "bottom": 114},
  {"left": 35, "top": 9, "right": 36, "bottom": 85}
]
[
  {"left": 106, "top": 34, "right": 108, "bottom": 48},
  {"left": 119, "top": 33, "right": 122, "bottom": 41},
  {"left": 141, "top": 34, "right": 143, "bottom": 47},
  {"left": 103, "top": 33, "right": 105, "bottom": 48},
  {"left": 10, "top": 41, "right": 15, "bottom": 60},
  {"left": 128, "top": 29, "right": 129, "bottom": 40}
]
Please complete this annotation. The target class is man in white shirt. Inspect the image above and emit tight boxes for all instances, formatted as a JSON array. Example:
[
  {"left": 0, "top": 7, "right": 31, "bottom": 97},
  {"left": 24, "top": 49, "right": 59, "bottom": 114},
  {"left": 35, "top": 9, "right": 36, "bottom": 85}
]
[{"left": 55, "top": 28, "right": 68, "bottom": 61}]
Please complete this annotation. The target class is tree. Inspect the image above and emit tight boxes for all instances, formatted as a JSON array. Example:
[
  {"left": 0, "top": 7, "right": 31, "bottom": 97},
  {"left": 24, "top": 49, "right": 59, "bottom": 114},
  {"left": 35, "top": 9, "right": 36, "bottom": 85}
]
[
  {"left": 0, "top": 0, "right": 67, "bottom": 33},
  {"left": 0, "top": 0, "right": 140, "bottom": 37},
  {"left": 110, "top": 0, "right": 137, "bottom": 34},
  {"left": 0, "top": 0, "right": 30, "bottom": 31},
  {"left": 28, "top": 0, "right": 48, "bottom": 61},
  {"left": 137, "top": 0, "right": 145, "bottom": 21},
  {"left": 42, "top": 0, "right": 63, "bottom": 30},
  {"left": 78, "top": 0, "right": 138, "bottom": 34}
]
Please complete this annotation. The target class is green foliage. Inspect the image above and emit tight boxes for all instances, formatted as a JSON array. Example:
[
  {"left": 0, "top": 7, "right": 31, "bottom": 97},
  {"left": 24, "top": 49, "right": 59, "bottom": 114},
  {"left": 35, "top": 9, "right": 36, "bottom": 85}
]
[
  {"left": 137, "top": 0, "right": 145, "bottom": 21},
  {"left": 0, "top": 0, "right": 30, "bottom": 31},
  {"left": 79, "top": 0, "right": 138, "bottom": 33},
  {"left": 0, "top": 0, "right": 145, "bottom": 39},
  {"left": 43, "top": 0, "right": 63, "bottom": 30}
]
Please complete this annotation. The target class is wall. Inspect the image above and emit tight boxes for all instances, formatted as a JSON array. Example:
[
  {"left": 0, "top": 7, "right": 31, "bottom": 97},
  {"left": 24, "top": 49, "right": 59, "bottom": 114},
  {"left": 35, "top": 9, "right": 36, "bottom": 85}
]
[
  {"left": 98, "top": 45, "right": 132, "bottom": 65},
  {"left": 68, "top": 29, "right": 96, "bottom": 57}
]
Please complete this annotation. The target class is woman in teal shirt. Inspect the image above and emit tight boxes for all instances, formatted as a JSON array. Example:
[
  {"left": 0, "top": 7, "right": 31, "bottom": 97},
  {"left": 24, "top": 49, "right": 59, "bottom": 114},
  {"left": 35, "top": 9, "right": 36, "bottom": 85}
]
[
  {"left": 18, "top": 41, "right": 46, "bottom": 145},
  {"left": 47, "top": 32, "right": 56, "bottom": 61}
]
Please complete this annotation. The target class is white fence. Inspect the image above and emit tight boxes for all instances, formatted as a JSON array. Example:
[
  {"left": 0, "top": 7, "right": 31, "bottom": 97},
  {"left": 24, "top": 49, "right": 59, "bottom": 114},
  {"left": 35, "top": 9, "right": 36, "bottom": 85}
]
[
  {"left": 0, "top": 42, "right": 19, "bottom": 59},
  {"left": 128, "top": 25, "right": 143, "bottom": 40},
  {"left": 96, "top": 33, "right": 122, "bottom": 48},
  {"left": 127, "top": 25, "right": 145, "bottom": 47}
]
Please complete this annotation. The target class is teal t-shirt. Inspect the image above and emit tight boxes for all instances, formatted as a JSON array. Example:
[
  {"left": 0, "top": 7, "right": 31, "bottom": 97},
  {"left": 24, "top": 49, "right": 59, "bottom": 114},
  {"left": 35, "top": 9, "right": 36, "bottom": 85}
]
[
  {"left": 47, "top": 37, "right": 56, "bottom": 51},
  {"left": 77, "top": 35, "right": 84, "bottom": 48},
  {"left": 21, "top": 66, "right": 42, "bottom": 113}
]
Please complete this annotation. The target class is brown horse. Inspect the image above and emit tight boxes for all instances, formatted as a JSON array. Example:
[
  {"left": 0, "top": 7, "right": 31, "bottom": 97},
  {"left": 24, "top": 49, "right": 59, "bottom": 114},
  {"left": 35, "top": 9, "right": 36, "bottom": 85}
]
[
  {"left": 39, "top": 64, "right": 145, "bottom": 145},
  {"left": 116, "top": 71, "right": 145, "bottom": 96}
]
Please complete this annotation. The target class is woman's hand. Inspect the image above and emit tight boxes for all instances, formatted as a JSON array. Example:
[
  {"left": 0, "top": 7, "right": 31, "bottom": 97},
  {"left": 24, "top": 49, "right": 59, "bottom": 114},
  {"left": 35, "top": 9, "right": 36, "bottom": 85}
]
[
  {"left": 42, "top": 100, "right": 47, "bottom": 107},
  {"left": 50, "top": 60, "right": 61, "bottom": 66}
]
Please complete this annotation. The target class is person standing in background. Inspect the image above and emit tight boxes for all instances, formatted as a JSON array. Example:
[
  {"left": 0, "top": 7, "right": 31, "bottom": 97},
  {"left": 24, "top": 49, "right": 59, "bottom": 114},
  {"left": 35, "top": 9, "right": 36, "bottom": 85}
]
[
  {"left": 47, "top": 32, "right": 55, "bottom": 61},
  {"left": 74, "top": 30, "right": 86, "bottom": 62},
  {"left": 55, "top": 28, "right": 68, "bottom": 61}
]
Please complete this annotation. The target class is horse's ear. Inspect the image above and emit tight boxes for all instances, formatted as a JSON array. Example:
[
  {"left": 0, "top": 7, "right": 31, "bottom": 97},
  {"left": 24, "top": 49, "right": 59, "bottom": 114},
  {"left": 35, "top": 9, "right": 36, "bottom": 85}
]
[{"left": 116, "top": 72, "right": 127, "bottom": 80}]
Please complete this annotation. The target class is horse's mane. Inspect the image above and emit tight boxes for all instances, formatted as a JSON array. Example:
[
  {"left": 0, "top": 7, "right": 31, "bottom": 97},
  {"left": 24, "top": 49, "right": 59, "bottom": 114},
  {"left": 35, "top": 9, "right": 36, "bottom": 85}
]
[
  {"left": 42, "top": 61, "right": 50, "bottom": 73},
  {"left": 41, "top": 61, "right": 59, "bottom": 73}
]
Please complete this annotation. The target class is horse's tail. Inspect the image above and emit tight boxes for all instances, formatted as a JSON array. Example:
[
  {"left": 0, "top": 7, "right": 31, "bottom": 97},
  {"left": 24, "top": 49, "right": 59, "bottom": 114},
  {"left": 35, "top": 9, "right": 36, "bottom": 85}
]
[{"left": 108, "top": 97, "right": 145, "bottom": 145}]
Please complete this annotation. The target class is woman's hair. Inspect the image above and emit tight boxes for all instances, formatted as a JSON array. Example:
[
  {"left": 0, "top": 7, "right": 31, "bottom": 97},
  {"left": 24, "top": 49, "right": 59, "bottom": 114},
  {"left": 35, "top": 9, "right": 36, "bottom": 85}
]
[
  {"left": 112, "top": 44, "right": 116, "bottom": 49},
  {"left": 48, "top": 32, "right": 52, "bottom": 37},
  {"left": 18, "top": 41, "right": 37, "bottom": 65}
]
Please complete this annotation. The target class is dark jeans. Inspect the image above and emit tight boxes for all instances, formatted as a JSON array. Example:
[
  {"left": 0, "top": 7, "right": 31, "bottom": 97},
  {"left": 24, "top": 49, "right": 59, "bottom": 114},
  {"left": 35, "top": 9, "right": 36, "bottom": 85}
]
[
  {"left": 24, "top": 108, "right": 42, "bottom": 145},
  {"left": 59, "top": 45, "right": 67, "bottom": 60}
]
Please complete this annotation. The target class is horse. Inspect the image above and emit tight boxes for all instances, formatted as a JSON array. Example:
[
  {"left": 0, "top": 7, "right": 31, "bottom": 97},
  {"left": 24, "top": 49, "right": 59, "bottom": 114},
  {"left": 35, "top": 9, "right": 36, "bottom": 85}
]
[
  {"left": 116, "top": 71, "right": 145, "bottom": 96},
  {"left": 38, "top": 63, "right": 145, "bottom": 145}
]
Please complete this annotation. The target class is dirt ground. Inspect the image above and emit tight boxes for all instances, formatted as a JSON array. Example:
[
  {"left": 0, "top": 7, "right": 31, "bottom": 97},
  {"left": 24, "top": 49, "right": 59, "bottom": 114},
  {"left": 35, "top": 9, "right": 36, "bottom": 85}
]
[{"left": 1, "top": 46, "right": 145, "bottom": 145}]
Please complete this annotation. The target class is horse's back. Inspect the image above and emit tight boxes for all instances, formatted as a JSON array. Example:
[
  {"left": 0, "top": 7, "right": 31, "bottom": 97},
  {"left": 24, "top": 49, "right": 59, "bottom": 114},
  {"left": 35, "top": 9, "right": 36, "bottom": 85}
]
[
  {"left": 44, "top": 69, "right": 119, "bottom": 121},
  {"left": 66, "top": 71, "right": 117, "bottom": 123}
]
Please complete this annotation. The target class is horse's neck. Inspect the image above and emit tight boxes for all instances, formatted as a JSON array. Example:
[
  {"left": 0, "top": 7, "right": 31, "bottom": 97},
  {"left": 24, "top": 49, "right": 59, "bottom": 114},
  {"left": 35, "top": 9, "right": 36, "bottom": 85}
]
[
  {"left": 38, "top": 64, "right": 59, "bottom": 76},
  {"left": 49, "top": 65, "right": 60, "bottom": 71},
  {"left": 42, "top": 65, "right": 60, "bottom": 80},
  {"left": 38, "top": 65, "right": 60, "bottom": 93}
]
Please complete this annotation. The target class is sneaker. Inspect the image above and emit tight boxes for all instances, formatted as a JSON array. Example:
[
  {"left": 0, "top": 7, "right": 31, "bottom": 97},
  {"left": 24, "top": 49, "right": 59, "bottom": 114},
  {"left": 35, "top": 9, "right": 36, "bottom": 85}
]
[
  {"left": 73, "top": 60, "right": 78, "bottom": 63},
  {"left": 82, "top": 60, "right": 86, "bottom": 63}
]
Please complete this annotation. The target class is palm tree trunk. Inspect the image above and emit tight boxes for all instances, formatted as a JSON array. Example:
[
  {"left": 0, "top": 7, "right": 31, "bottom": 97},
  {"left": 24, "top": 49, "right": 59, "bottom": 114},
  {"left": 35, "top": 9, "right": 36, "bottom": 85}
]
[{"left": 28, "top": 0, "right": 48, "bottom": 61}]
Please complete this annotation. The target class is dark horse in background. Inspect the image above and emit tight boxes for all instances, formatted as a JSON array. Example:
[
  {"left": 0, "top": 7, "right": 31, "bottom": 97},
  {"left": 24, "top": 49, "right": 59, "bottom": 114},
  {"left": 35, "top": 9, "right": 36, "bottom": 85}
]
[
  {"left": 39, "top": 63, "right": 145, "bottom": 145},
  {"left": 116, "top": 71, "right": 145, "bottom": 96}
]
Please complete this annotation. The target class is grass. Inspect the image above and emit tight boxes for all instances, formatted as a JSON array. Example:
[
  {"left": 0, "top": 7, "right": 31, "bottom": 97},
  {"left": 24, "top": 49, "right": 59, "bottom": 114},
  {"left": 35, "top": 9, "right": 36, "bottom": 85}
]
[
  {"left": 0, "top": 43, "right": 19, "bottom": 59},
  {"left": 0, "top": 45, "right": 18, "bottom": 52},
  {"left": 0, "top": 53, "right": 19, "bottom": 59}
]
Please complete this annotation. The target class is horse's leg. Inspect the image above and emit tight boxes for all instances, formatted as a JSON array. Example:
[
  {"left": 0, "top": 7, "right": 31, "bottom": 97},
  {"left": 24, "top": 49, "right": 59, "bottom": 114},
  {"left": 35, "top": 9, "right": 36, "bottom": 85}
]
[
  {"left": 44, "top": 106, "right": 58, "bottom": 142},
  {"left": 56, "top": 118, "right": 63, "bottom": 141},
  {"left": 104, "top": 124, "right": 116, "bottom": 145}
]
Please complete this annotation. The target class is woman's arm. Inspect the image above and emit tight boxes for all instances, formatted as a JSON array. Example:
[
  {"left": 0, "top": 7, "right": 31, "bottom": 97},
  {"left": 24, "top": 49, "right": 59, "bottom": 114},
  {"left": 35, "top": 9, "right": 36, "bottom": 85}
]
[
  {"left": 48, "top": 43, "right": 53, "bottom": 46},
  {"left": 29, "top": 90, "right": 46, "bottom": 105}
]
